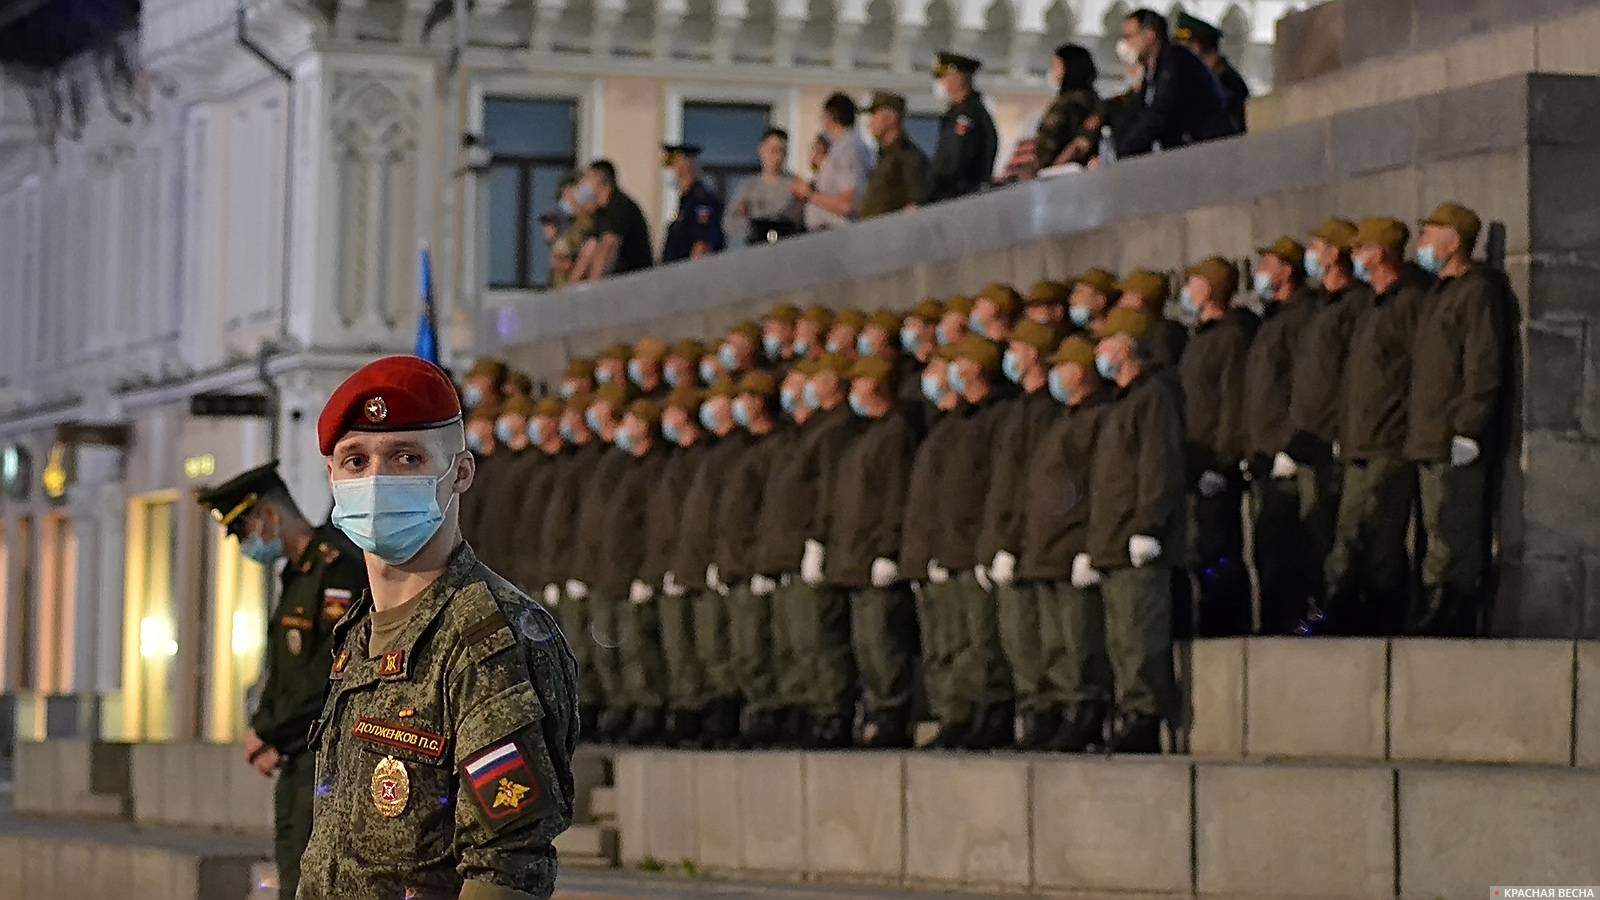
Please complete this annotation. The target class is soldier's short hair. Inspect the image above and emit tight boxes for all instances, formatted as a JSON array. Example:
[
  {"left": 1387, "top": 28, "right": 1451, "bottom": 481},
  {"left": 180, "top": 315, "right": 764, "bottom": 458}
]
[{"left": 823, "top": 92, "right": 857, "bottom": 129}]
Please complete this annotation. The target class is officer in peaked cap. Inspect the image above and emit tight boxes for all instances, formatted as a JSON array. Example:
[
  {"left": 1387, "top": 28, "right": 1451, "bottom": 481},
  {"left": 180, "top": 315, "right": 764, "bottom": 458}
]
[
  {"left": 662, "top": 143, "right": 726, "bottom": 263},
  {"left": 930, "top": 51, "right": 999, "bottom": 202},
  {"left": 197, "top": 461, "right": 368, "bottom": 900}
]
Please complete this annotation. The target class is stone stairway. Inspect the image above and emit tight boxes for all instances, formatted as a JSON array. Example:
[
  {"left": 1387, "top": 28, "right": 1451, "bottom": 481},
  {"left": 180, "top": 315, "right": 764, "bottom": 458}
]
[{"left": 554, "top": 745, "right": 621, "bottom": 868}]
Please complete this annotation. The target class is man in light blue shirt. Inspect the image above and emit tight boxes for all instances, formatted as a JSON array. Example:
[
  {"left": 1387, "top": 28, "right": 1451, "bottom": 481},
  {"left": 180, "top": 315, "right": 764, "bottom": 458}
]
[{"left": 794, "top": 92, "right": 872, "bottom": 231}]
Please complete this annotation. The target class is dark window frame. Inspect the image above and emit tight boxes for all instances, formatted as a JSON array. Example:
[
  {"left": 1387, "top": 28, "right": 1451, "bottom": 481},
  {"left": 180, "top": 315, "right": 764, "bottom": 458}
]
[{"left": 483, "top": 97, "right": 579, "bottom": 291}]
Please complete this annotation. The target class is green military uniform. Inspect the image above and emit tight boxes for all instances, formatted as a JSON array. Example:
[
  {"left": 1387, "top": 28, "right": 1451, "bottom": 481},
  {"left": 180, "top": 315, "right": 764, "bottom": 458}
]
[
  {"left": 860, "top": 92, "right": 931, "bottom": 219},
  {"left": 900, "top": 406, "right": 964, "bottom": 741},
  {"left": 196, "top": 463, "right": 368, "bottom": 900},
  {"left": 929, "top": 52, "right": 999, "bottom": 202},
  {"left": 641, "top": 415, "right": 709, "bottom": 743},
  {"left": 298, "top": 544, "right": 577, "bottom": 900},
  {"left": 535, "top": 436, "right": 603, "bottom": 727}
]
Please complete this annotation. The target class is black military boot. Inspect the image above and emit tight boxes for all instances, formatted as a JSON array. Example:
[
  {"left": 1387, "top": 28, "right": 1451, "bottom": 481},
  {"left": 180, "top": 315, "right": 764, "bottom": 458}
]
[
  {"left": 930, "top": 718, "right": 970, "bottom": 749},
  {"left": 782, "top": 707, "right": 814, "bottom": 748},
  {"left": 666, "top": 708, "right": 703, "bottom": 748},
  {"left": 1047, "top": 701, "right": 1107, "bottom": 753},
  {"left": 810, "top": 713, "right": 853, "bottom": 749},
  {"left": 626, "top": 707, "right": 664, "bottom": 746},
  {"left": 1107, "top": 712, "right": 1163, "bottom": 755},
  {"left": 741, "top": 708, "right": 781, "bottom": 747},
  {"left": 964, "top": 701, "right": 1016, "bottom": 751},
  {"left": 1015, "top": 707, "right": 1061, "bottom": 752},
  {"left": 596, "top": 707, "right": 631, "bottom": 744},
  {"left": 856, "top": 710, "right": 910, "bottom": 749},
  {"left": 700, "top": 698, "right": 739, "bottom": 748}
]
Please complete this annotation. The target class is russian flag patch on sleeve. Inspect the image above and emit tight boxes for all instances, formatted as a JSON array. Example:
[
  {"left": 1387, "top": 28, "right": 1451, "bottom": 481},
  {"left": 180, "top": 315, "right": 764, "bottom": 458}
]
[{"left": 460, "top": 738, "right": 553, "bottom": 831}]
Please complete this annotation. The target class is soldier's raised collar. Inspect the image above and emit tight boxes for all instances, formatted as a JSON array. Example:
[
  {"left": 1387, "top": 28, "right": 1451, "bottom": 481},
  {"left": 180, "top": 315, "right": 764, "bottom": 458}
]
[{"left": 362, "top": 541, "right": 484, "bottom": 681}]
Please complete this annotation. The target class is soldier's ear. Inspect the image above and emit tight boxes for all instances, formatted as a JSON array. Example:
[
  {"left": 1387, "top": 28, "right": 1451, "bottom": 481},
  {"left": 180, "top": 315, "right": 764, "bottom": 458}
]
[{"left": 453, "top": 450, "right": 476, "bottom": 495}]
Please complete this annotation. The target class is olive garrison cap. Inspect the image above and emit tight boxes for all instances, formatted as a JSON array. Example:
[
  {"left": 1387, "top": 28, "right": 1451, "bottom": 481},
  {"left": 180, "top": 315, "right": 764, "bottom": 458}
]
[
  {"left": 1049, "top": 335, "right": 1097, "bottom": 368},
  {"left": 1420, "top": 201, "right": 1482, "bottom": 250}
]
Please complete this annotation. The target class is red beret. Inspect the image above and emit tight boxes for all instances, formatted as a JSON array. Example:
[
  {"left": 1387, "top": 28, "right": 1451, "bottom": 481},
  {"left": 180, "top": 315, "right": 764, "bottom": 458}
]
[{"left": 318, "top": 355, "right": 463, "bottom": 455}]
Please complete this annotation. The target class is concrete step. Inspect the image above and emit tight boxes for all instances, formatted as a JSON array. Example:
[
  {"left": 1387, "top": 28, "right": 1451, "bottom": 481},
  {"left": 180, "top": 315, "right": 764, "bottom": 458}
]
[
  {"left": 0, "top": 812, "right": 266, "bottom": 900},
  {"left": 555, "top": 822, "right": 618, "bottom": 865},
  {"left": 587, "top": 784, "right": 617, "bottom": 821}
]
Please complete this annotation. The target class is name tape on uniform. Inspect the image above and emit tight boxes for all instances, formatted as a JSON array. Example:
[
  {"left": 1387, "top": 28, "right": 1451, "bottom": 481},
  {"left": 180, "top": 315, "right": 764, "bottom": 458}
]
[{"left": 351, "top": 717, "right": 446, "bottom": 759}]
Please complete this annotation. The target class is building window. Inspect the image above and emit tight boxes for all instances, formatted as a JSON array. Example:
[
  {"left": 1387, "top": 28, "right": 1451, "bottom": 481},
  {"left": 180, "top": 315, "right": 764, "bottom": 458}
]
[
  {"left": 121, "top": 494, "right": 178, "bottom": 742},
  {"left": 206, "top": 531, "right": 267, "bottom": 742},
  {"left": 905, "top": 113, "right": 941, "bottom": 157},
  {"left": 681, "top": 102, "right": 771, "bottom": 203},
  {"left": 483, "top": 97, "right": 579, "bottom": 290}
]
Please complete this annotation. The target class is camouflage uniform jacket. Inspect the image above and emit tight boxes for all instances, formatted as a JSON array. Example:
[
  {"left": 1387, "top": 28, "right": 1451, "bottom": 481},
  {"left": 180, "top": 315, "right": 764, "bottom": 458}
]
[{"left": 298, "top": 543, "right": 579, "bottom": 900}]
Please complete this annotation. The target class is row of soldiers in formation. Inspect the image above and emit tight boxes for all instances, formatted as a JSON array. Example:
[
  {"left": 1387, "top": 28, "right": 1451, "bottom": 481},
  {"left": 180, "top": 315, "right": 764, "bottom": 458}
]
[{"left": 455, "top": 200, "right": 1508, "bottom": 752}]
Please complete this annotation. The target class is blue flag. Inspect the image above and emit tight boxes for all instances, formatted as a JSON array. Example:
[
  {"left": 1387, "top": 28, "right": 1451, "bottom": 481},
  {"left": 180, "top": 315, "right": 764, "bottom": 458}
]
[{"left": 415, "top": 245, "right": 440, "bottom": 364}]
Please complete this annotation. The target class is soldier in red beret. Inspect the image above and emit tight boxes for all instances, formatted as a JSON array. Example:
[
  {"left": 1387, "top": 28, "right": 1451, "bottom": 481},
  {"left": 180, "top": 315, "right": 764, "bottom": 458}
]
[{"left": 297, "top": 355, "right": 578, "bottom": 900}]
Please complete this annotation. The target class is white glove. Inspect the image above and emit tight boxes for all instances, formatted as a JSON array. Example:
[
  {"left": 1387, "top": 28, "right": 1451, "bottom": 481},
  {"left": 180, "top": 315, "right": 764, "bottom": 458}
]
[
  {"left": 870, "top": 557, "right": 899, "bottom": 587},
  {"left": 1197, "top": 470, "right": 1227, "bottom": 497},
  {"left": 751, "top": 573, "right": 777, "bottom": 596},
  {"left": 628, "top": 579, "right": 655, "bottom": 605},
  {"left": 1238, "top": 458, "right": 1251, "bottom": 476},
  {"left": 800, "top": 538, "right": 826, "bottom": 586},
  {"left": 1070, "top": 553, "right": 1102, "bottom": 589},
  {"left": 991, "top": 550, "right": 1017, "bottom": 587},
  {"left": 1271, "top": 451, "right": 1298, "bottom": 480},
  {"left": 564, "top": 579, "right": 589, "bottom": 601},
  {"left": 1451, "top": 435, "right": 1480, "bottom": 467},
  {"left": 542, "top": 584, "right": 561, "bottom": 607},
  {"left": 706, "top": 564, "right": 728, "bottom": 596},
  {"left": 1331, "top": 440, "right": 1342, "bottom": 460},
  {"left": 662, "top": 570, "right": 686, "bottom": 598},
  {"left": 927, "top": 560, "right": 950, "bottom": 584},
  {"left": 975, "top": 565, "right": 993, "bottom": 592},
  {"left": 1128, "top": 535, "right": 1162, "bottom": 568}
]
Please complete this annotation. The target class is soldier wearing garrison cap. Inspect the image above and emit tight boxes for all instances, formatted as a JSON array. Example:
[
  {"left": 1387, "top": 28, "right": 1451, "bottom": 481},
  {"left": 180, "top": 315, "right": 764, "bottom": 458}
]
[
  {"left": 794, "top": 305, "right": 833, "bottom": 359},
  {"left": 1069, "top": 268, "right": 1120, "bottom": 333},
  {"left": 626, "top": 336, "right": 670, "bottom": 395},
  {"left": 299, "top": 355, "right": 577, "bottom": 900},
  {"left": 1174, "top": 12, "right": 1249, "bottom": 136},
  {"left": 761, "top": 304, "right": 801, "bottom": 364},
  {"left": 558, "top": 358, "right": 595, "bottom": 400},
  {"left": 471, "top": 396, "right": 542, "bottom": 576},
  {"left": 664, "top": 339, "right": 705, "bottom": 389},
  {"left": 824, "top": 309, "right": 867, "bottom": 357},
  {"left": 937, "top": 295, "right": 974, "bottom": 348},
  {"left": 593, "top": 343, "right": 632, "bottom": 389},
  {"left": 509, "top": 398, "right": 568, "bottom": 600},
  {"left": 196, "top": 462, "right": 367, "bottom": 900},
  {"left": 1404, "top": 202, "right": 1507, "bottom": 636},
  {"left": 461, "top": 357, "right": 509, "bottom": 411},
  {"left": 1115, "top": 268, "right": 1188, "bottom": 367},
  {"left": 976, "top": 319, "right": 1065, "bottom": 747},
  {"left": 1023, "top": 279, "right": 1073, "bottom": 330},
  {"left": 861, "top": 91, "right": 932, "bottom": 219},
  {"left": 970, "top": 282, "right": 1020, "bottom": 343},
  {"left": 1178, "top": 255, "right": 1257, "bottom": 636},
  {"left": 1312, "top": 216, "right": 1432, "bottom": 636},
  {"left": 930, "top": 51, "right": 999, "bottom": 202},
  {"left": 662, "top": 143, "right": 726, "bottom": 263}
]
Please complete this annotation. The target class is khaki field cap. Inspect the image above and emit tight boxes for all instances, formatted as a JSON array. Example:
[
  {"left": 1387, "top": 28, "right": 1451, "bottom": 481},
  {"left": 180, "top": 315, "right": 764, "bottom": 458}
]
[
  {"left": 564, "top": 358, "right": 595, "bottom": 379},
  {"left": 848, "top": 356, "right": 895, "bottom": 385},
  {"left": 705, "top": 376, "right": 739, "bottom": 399},
  {"left": 801, "top": 305, "right": 835, "bottom": 328},
  {"left": 670, "top": 339, "right": 705, "bottom": 361},
  {"left": 766, "top": 303, "right": 800, "bottom": 324},
  {"left": 834, "top": 308, "right": 867, "bottom": 330},
  {"left": 909, "top": 299, "right": 945, "bottom": 323},
  {"left": 1115, "top": 269, "right": 1169, "bottom": 304},
  {"left": 499, "top": 396, "right": 537, "bottom": 419},
  {"left": 465, "top": 357, "right": 508, "bottom": 383},
  {"left": 1094, "top": 307, "right": 1151, "bottom": 341},
  {"left": 1009, "top": 320, "right": 1058, "bottom": 354},
  {"left": 633, "top": 336, "right": 668, "bottom": 360},
  {"left": 1258, "top": 236, "right": 1306, "bottom": 266},
  {"left": 1309, "top": 217, "right": 1359, "bottom": 249},
  {"left": 978, "top": 282, "right": 1021, "bottom": 318},
  {"left": 1075, "top": 268, "right": 1121, "bottom": 300},
  {"left": 952, "top": 335, "right": 1002, "bottom": 373},
  {"left": 1186, "top": 256, "right": 1239, "bottom": 300},
  {"left": 625, "top": 399, "right": 662, "bottom": 425},
  {"left": 1421, "top": 201, "right": 1482, "bottom": 250},
  {"left": 1025, "top": 280, "right": 1072, "bottom": 306},
  {"left": 1354, "top": 217, "right": 1409, "bottom": 255},
  {"left": 664, "top": 385, "right": 702, "bottom": 412},
  {"left": 944, "top": 295, "right": 975, "bottom": 317},
  {"left": 866, "top": 91, "right": 908, "bottom": 117},
  {"left": 737, "top": 371, "right": 778, "bottom": 397},
  {"left": 599, "top": 342, "right": 633, "bottom": 361},
  {"left": 531, "top": 397, "right": 564, "bottom": 418},
  {"left": 1050, "top": 335, "right": 1097, "bottom": 368},
  {"left": 868, "top": 310, "right": 902, "bottom": 333}
]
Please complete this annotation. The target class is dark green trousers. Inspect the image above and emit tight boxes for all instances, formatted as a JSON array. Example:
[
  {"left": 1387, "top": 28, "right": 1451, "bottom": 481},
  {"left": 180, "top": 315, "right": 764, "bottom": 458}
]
[
  {"left": 1414, "top": 458, "right": 1488, "bottom": 633},
  {"left": 1099, "top": 566, "right": 1178, "bottom": 718},
  {"left": 728, "top": 582, "right": 780, "bottom": 714},
  {"left": 588, "top": 592, "right": 625, "bottom": 708},
  {"left": 1325, "top": 457, "right": 1416, "bottom": 633},
  {"left": 914, "top": 579, "right": 964, "bottom": 725},
  {"left": 952, "top": 569, "right": 1013, "bottom": 710},
  {"left": 658, "top": 589, "right": 706, "bottom": 712},
  {"left": 274, "top": 752, "right": 314, "bottom": 900},
  {"left": 1299, "top": 459, "right": 1343, "bottom": 585},
  {"left": 1036, "top": 579, "right": 1113, "bottom": 707},
  {"left": 995, "top": 581, "right": 1049, "bottom": 713},
  {"left": 557, "top": 590, "right": 604, "bottom": 707},
  {"left": 692, "top": 588, "right": 737, "bottom": 701},
  {"left": 777, "top": 580, "right": 852, "bottom": 716},
  {"left": 618, "top": 599, "right": 666, "bottom": 708},
  {"left": 849, "top": 586, "right": 915, "bottom": 716}
]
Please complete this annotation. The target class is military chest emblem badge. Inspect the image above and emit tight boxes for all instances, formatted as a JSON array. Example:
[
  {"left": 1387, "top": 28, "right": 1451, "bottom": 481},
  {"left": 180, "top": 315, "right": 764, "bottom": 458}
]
[
  {"left": 364, "top": 396, "right": 388, "bottom": 423},
  {"left": 371, "top": 755, "right": 410, "bottom": 817}
]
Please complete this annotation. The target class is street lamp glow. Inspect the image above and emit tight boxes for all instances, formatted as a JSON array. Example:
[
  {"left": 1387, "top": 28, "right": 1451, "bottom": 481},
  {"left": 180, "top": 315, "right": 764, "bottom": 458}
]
[
  {"left": 139, "top": 616, "right": 179, "bottom": 659},
  {"left": 231, "top": 609, "right": 262, "bottom": 657}
]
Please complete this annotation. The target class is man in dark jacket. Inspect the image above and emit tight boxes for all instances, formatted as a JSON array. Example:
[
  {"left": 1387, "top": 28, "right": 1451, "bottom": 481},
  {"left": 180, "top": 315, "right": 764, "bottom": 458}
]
[
  {"left": 1404, "top": 202, "right": 1508, "bottom": 636},
  {"left": 470, "top": 396, "right": 536, "bottom": 576},
  {"left": 506, "top": 398, "right": 566, "bottom": 594},
  {"left": 1116, "top": 269, "right": 1188, "bottom": 367},
  {"left": 1087, "top": 308, "right": 1186, "bottom": 753},
  {"left": 929, "top": 51, "right": 999, "bottom": 202},
  {"left": 821, "top": 357, "right": 920, "bottom": 747},
  {"left": 976, "top": 321, "right": 1062, "bottom": 748},
  {"left": 1175, "top": 12, "right": 1249, "bottom": 136},
  {"left": 1319, "top": 217, "right": 1432, "bottom": 636},
  {"left": 1113, "top": 8, "right": 1229, "bottom": 157},
  {"left": 1178, "top": 256, "right": 1256, "bottom": 636},
  {"left": 1241, "top": 238, "right": 1319, "bottom": 633}
]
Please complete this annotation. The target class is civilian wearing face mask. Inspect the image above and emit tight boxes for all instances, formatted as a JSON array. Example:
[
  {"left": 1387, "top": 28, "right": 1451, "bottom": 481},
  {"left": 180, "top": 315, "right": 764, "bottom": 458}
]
[
  {"left": 899, "top": 351, "right": 969, "bottom": 747},
  {"left": 819, "top": 357, "right": 920, "bottom": 747},
  {"left": 301, "top": 355, "right": 577, "bottom": 900},
  {"left": 973, "top": 321, "right": 1064, "bottom": 749},
  {"left": 1402, "top": 202, "right": 1507, "bottom": 637},
  {"left": 1112, "top": 8, "right": 1229, "bottom": 158},
  {"left": 1085, "top": 309, "right": 1185, "bottom": 755},
  {"left": 471, "top": 396, "right": 544, "bottom": 577},
  {"left": 935, "top": 336, "right": 1018, "bottom": 750},
  {"left": 1030, "top": 43, "right": 1101, "bottom": 175},
  {"left": 508, "top": 400, "right": 569, "bottom": 599},
  {"left": 1239, "top": 237, "right": 1324, "bottom": 634},
  {"left": 755, "top": 354, "right": 862, "bottom": 747},
  {"left": 670, "top": 378, "right": 749, "bottom": 746},
  {"left": 1177, "top": 257, "right": 1258, "bottom": 638},
  {"left": 196, "top": 461, "right": 369, "bottom": 900},
  {"left": 550, "top": 174, "right": 598, "bottom": 288},
  {"left": 929, "top": 51, "right": 999, "bottom": 203},
  {"left": 1314, "top": 217, "right": 1432, "bottom": 638}
]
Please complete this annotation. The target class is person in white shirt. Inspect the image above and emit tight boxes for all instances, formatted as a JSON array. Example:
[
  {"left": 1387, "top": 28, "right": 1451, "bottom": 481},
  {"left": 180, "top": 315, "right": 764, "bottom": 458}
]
[{"left": 793, "top": 92, "right": 872, "bottom": 231}]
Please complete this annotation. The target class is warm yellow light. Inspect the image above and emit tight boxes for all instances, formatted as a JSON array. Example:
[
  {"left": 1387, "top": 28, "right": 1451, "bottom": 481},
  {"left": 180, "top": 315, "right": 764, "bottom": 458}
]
[
  {"left": 184, "top": 453, "right": 216, "bottom": 480},
  {"left": 139, "top": 615, "right": 178, "bottom": 659},
  {"left": 231, "top": 608, "right": 262, "bottom": 657}
]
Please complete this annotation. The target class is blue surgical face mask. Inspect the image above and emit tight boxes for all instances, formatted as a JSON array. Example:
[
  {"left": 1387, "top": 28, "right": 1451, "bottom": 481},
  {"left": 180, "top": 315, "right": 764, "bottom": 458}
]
[
  {"left": 240, "top": 533, "right": 283, "bottom": 565},
  {"left": 968, "top": 311, "right": 984, "bottom": 336},
  {"left": 698, "top": 359, "right": 717, "bottom": 385},
  {"left": 732, "top": 399, "right": 752, "bottom": 429},
  {"left": 332, "top": 464, "right": 458, "bottom": 565},
  {"left": 664, "top": 365, "right": 681, "bottom": 388},
  {"left": 900, "top": 326, "right": 920, "bottom": 353},
  {"left": 1069, "top": 305, "right": 1092, "bottom": 328},
  {"left": 1001, "top": 349, "right": 1023, "bottom": 384},
  {"left": 1416, "top": 244, "right": 1444, "bottom": 275},
  {"left": 825, "top": 338, "right": 845, "bottom": 354},
  {"left": 947, "top": 365, "right": 968, "bottom": 396},
  {"left": 856, "top": 334, "right": 874, "bottom": 357},
  {"left": 495, "top": 420, "right": 517, "bottom": 446},
  {"left": 1095, "top": 352, "right": 1118, "bottom": 381},
  {"left": 1253, "top": 270, "right": 1274, "bottom": 299},
  {"left": 1048, "top": 368, "right": 1070, "bottom": 404},
  {"left": 1353, "top": 256, "right": 1372, "bottom": 283},
  {"left": 1179, "top": 286, "right": 1200, "bottom": 316},
  {"left": 921, "top": 372, "right": 942, "bottom": 404},
  {"left": 585, "top": 408, "right": 603, "bottom": 434},
  {"left": 595, "top": 367, "right": 613, "bottom": 385},
  {"left": 936, "top": 325, "right": 954, "bottom": 347},
  {"left": 803, "top": 382, "right": 821, "bottom": 410},
  {"left": 762, "top": 334, "right": 784, "bottom": 360},
  {"left": 461, "top": 384, "right": 484, "bottom": 408},
  {"left": 614, "top": 430, "right": 635, "bottom": 454},
  {"left": 1304, "top": 248, "right": 1324, "bottom": 283},
  {"left": 558, "top": 382, "right": 577, "bottom": 399},
  {"left": 574, "top": 181, "right": 597, "bottom": 207},
  {"left": 466, "top": 431, "right": 486, "bottom": 454},
  {"left": 793, "top": 338, "right": 811, "bottom": 356},
  {"left": 559, "top": 420, "right": 577, "bottom": 443},
  {"left": 780, "top": 386, "right": 799, "bottom": 415},
  {"left": 698, "top": 404, "right": 717, "bottom": 432},
  {"left": 848, "top": 393, "right": 870, "bottom": 417},
  {"left": 719, "top": 344, "right": 739, "bottom": 372},
  {"left": 662, "top": 420, "right": 682, "bottom": 445},
  {"left": 626, "top": 359, "right": 645, "bottom": 386},
  {"left": 527, "top": 418, "right": 549, "bottom": 444}
]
